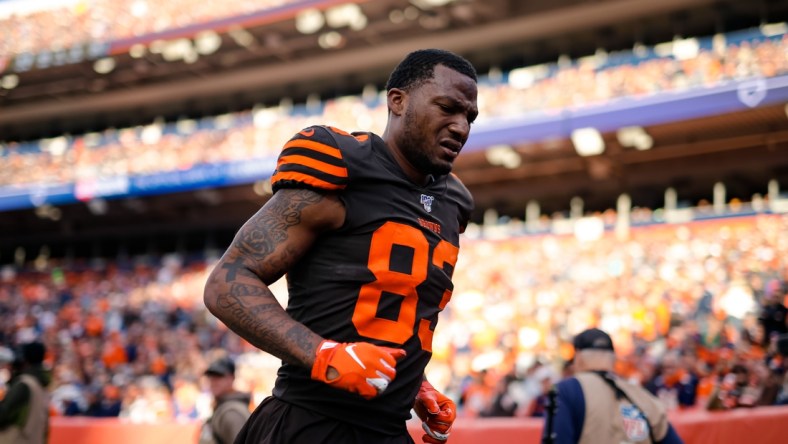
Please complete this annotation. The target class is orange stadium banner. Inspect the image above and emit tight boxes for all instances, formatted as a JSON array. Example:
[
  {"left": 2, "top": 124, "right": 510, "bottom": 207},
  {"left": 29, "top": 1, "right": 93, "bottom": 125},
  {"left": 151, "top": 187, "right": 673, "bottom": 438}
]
[{"left": 49, "top": 406, "right": 788, "bottom": 444}]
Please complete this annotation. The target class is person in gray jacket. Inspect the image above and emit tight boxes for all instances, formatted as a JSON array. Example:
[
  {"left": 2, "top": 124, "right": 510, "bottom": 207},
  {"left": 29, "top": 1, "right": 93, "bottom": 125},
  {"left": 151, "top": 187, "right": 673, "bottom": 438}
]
[
  {"left": 0, "top": 342, "right": 51, "bottom": 444},
  {"left": 542, "top": 329, "right": 683, "bottom": 444},
  {"left": 199, "top": 357, "right": 251, "bottom": 444}
]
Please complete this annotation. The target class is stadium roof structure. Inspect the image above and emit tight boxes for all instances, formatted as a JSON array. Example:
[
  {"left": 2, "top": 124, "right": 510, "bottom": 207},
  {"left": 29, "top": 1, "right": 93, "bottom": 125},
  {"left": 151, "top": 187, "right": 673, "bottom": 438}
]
[
  {"left": 2, "top": 0, "right": 782, "bottom": 139},
  {"left": 1, "top": 0, "right": 788, "bottom": 261}
]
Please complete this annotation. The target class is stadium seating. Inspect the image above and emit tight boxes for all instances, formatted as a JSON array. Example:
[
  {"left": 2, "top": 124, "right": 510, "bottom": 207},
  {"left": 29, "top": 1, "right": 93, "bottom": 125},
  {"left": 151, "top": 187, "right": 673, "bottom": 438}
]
[
  {"left": 1, "top": 0, "right": 304, "bottom": 63},
  {"left": 1, "top": 213, "right": 786, "bottom": 425}
]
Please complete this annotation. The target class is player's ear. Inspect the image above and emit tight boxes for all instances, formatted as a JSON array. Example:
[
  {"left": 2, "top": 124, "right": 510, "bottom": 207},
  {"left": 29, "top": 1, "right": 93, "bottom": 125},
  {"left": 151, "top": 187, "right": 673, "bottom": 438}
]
[{"left": 387, "top": 88, "right": 406, "bottom": 116}]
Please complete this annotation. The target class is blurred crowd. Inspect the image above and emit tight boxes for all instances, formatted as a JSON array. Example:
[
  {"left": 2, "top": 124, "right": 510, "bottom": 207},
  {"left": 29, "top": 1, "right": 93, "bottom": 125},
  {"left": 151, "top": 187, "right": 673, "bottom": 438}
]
[
  {"left": 1, "top": 0, "right": 297, "bottom": 60},
  {"left": 1, "top": 5, "right": 787, "bottom": 424},
  {"left": 0, "top": 254, "right": 282, "bottom": 422},
  {"left": 2, "top": 28, "right": 786, "bottom": 188},
  {"left": 0, "top": 212, "right": 786, "bottom": 422},
  {"left": 436, "top": 213, "right": 788, "bottom": 417}
]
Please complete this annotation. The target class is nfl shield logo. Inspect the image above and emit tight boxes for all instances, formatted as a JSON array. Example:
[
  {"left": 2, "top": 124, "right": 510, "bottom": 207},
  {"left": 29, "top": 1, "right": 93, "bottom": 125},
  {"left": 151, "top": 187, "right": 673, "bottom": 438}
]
[
  {"left": 620, "top": 404, "right": 648, "bottom": 442},
  {"left": 420, "top": 194, "right": 434, "bottom": 212}
]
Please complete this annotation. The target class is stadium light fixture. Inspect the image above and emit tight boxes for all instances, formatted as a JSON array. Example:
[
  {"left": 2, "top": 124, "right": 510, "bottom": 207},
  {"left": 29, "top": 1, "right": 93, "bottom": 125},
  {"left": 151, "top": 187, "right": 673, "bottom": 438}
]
[
  {"left": 40, "top": 136, "right": 68, "bottom": 156},
  {"left": 295, "top": 8, "right": 325, "bottom": 34},
  {"left": 508, "top": 65, "right": 548, "bottom": 89},
  {"left": 149, "top": 40, "right": 166, "bottom": 54},
  {"left": 161, "top": 39, "right": 193, "bottom": 62},
  {"left": 141, "top": 121, "right": 163, "bottom": 145},
  {"left": 93, "top": 57, "right": 115, "bottom": 74},
  {"left": 571, "top": 127, "right": 605, "bottom": 156},
  {"left": 253, "top": 106, "right": 278, "bottom": 128},
  {"left": 653, "top": 40, "right": 673, "bottom": 58},
  {"left": 574, "top": 216, "right": 604, "bottom": 242},
  {"left": 507, "top": 67, "right": 535, "bottom": 89},
  {"left": 129, "top": 44, "right": 146, "bottom": 58},
  {"left": 0, "top": 74, "right": 19, "bottom": 89},
  {"left": 130, "top": 0, "right": 148, "bottom": 17},
  {"left": 195, "top": 30, "right": 222, "bottom": 55},
  {"left": 183, "top": 50, "right": 199, "bottom": 64},
  {"left": 761, "top": 22, "right": 788, "bottom": 37},
  {"left": 349, "top": 13, "right": 368, "bottom": 31},
  {"left": 389, "top": 9, "right": 405, "bottom": 24},
  {"left": 485, "top": 144, "right": 521, "bottom": 169},
  {"left": 34, "top": 204, "right": 61, "bottom": 221},
  {"left": 403, "top": 6, "right": 420, "bottom": 20},
  {"left": 176, "top": 117, "right": 197, "bottom": 135},
  {"left": 616, "top": 126, "right": 653, "bottom": 150},
  {"left": 228, "top": 27, "right": 255, "bottom": 47},
  {"left": 318, "top": 31, "right": 345, "bottom": 49},
  {"left": 672, "top": 37, "right": 699, "bottom": 60},
  {"left": 325, "top": 4, "right": 366, "bottom": 30}
]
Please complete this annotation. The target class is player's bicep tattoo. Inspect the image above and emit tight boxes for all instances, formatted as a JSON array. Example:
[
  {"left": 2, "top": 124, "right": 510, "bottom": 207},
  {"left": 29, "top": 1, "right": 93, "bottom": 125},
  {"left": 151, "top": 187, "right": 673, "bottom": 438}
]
[{"left": 230, "top": 189, "right": 323, "bottom": 280}]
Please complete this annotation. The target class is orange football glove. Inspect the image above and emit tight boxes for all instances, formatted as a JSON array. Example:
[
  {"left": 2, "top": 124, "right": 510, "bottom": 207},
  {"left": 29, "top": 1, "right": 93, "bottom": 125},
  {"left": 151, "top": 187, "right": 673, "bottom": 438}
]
[
  {"left": 311, "top": 340, "right": 406, "bottom": 399},
  {"left": 413, "top": 379, "right": 456, "bottom": 443}
]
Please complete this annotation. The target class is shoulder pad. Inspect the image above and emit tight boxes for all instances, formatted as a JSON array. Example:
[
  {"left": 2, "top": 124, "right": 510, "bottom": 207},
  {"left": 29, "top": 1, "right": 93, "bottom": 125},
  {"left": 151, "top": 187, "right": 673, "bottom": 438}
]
[{"left": 271, "top": 126, "right": 351, "bottom": 193}]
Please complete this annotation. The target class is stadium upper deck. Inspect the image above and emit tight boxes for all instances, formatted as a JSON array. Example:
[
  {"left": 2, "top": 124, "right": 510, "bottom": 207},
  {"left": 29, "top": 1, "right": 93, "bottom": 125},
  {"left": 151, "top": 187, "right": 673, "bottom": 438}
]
[
  {"left": 0, "top": 0, "right": 787, "bottom": 261},
  {"left": 2, "top": 0, "right": 786, "bottom": 140}
]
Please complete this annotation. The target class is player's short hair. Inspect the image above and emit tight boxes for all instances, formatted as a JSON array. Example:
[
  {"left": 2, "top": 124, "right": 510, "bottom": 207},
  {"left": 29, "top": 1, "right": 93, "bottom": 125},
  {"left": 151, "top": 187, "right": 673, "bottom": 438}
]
[{"left": 385, "top": 48, "right": 477, "bottom": 92}]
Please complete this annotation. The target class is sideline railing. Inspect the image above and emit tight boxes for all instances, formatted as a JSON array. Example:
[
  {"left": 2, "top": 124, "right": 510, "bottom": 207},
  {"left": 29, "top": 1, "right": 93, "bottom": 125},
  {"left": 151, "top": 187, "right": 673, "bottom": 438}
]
[{"left": 49, "top": 405, "right": 788, "bottom": 444}]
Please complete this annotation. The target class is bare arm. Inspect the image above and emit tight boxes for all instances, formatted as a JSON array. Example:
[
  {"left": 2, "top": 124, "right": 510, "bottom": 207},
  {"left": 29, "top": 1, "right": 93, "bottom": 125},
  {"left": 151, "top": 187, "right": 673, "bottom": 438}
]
[{"left": 203, "top": 188, "right": 344, "bottom": 368}]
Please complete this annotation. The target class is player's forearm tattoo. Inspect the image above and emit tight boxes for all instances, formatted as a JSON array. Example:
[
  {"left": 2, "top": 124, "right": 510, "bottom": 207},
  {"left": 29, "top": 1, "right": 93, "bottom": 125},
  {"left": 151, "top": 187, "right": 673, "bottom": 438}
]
[
  {"left": 210, "top": 190, "right": 325, "bottom": 366},
  {"left": 286, "top": 324, "right": 318, "bottom": 358},
  {"left": 215, "top": 282, "right": 310, "bottom": 364}
]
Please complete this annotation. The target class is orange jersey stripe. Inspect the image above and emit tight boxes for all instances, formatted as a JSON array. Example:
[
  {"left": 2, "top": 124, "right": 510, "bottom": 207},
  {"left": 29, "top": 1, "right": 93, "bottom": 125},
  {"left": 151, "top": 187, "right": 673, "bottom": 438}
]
[
  {"left": 271, "top": 171, "right": 345, "bottom": 190},
  {"left": 284, "top": 139, "right": 343, "bottom": 159},
  {"left": 278, "top": 154, "right": 348, "bottom": 178}
]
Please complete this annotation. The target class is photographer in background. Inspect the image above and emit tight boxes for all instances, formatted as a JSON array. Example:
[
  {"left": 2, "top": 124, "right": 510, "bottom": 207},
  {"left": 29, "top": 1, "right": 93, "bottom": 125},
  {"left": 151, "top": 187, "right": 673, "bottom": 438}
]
[
  {"left": 0, "top": 342, "right": 51, "bottom": 444},
  {"left": 543, "top": 329, "right": 683, "bottom": 444},
  {"left": 198, "top": 356, "right": 251, "bottom": 444}
]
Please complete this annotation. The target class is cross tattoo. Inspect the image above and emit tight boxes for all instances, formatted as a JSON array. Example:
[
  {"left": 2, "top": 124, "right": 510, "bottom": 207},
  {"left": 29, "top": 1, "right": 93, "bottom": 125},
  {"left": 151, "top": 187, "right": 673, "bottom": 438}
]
[{"left": 222, "top": 258, "right": 247, "bottom": 282}]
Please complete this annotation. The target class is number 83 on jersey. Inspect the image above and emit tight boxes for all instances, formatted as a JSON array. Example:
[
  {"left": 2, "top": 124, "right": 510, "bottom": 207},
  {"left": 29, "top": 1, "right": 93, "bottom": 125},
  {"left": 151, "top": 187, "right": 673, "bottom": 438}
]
[{"left": 351, "top": 221, "right": 459, "bottom": 352}]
